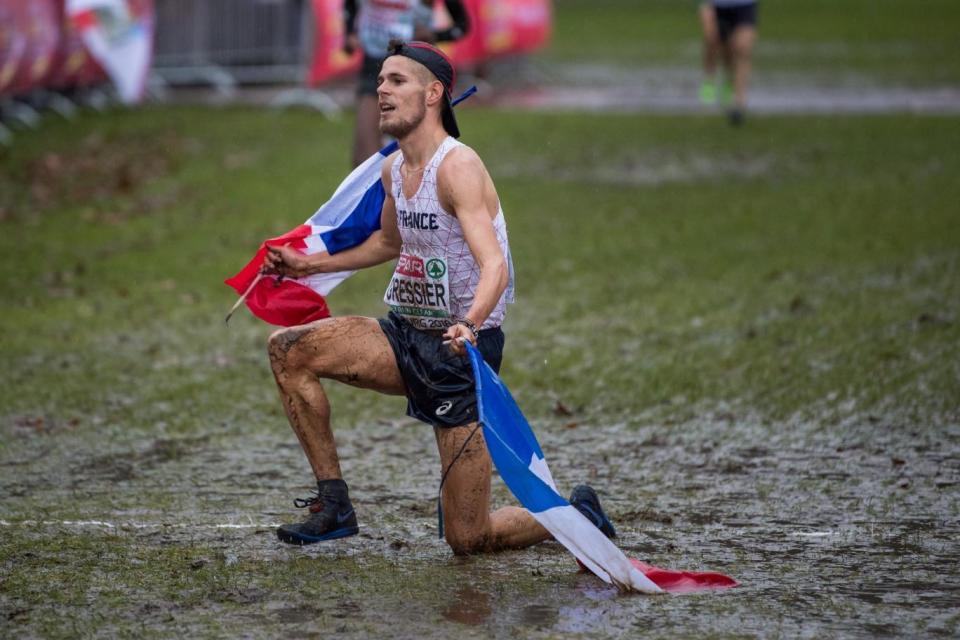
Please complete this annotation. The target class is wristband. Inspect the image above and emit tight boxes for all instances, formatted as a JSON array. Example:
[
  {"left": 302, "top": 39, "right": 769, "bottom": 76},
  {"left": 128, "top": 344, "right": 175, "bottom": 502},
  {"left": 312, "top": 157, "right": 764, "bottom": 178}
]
[{"left": 456, "top": 318, "right": 478, "bottom": 336}]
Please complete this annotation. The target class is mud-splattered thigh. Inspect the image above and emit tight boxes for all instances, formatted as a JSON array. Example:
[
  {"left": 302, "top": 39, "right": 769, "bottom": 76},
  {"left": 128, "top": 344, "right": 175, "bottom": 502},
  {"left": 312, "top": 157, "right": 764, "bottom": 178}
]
[{"left": 270, "top": 316, "right": 406, "bottom": 395}]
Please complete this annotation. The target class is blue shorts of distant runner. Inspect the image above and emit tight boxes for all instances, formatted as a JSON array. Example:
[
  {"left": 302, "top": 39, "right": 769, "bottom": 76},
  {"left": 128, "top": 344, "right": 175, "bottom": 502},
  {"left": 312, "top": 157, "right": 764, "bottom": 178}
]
[
  {"left": 715, "top": 3, "right": 758, "bottom": 43},
  {"left": 378, "top": 311, "right": 504, "bottom": 428}
]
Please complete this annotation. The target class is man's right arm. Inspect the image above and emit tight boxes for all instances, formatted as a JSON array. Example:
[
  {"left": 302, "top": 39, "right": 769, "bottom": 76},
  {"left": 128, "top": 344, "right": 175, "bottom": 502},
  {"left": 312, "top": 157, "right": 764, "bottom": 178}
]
[{"left": 264, "top": 158, "right": 402, "bottom": 278}]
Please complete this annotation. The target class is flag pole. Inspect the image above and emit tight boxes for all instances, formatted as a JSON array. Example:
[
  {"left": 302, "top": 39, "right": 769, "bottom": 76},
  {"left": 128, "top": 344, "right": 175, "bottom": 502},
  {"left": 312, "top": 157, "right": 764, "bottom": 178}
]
[{"left": 224, "top": 271, "right": 264, "bottom": 324}]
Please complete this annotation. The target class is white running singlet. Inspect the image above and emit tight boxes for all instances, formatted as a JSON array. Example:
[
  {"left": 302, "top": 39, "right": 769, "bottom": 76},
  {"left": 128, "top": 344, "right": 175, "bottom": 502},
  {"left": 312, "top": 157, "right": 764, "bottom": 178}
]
[{"left": 383, "top": 137, "right": 515, "bottom": 331}]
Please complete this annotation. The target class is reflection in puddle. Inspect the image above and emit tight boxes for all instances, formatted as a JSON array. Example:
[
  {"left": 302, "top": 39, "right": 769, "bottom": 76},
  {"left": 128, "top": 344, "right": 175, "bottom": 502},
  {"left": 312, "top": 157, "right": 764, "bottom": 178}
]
[
  {"left": 518, "top": 603, "right": 558, "bottom": 628},
  {"left": 440, "top": 587, "right": 492, "bottom": 626}
]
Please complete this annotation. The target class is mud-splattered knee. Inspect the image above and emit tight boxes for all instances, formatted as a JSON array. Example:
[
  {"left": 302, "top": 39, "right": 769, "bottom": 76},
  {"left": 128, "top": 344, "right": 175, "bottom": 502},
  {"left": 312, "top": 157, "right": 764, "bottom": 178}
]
[
  {"left": 445, "top": 529, "right": 490, "bottom": 556},
  {"left": 267, "top": 326, "right": 311, "bottom": 375}
]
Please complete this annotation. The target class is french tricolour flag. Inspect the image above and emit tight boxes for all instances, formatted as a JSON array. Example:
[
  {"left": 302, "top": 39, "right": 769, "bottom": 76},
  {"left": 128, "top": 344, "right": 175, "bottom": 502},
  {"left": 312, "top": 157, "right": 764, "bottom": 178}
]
[
  {"left": 226, "top": 88, "right": 478, "bottom": 326},
  {"left": 225, "top": 140, "right": 399, "bottom": 326},
  {"left": 466, "top": 343, "right": 738, "bottom": 594}
]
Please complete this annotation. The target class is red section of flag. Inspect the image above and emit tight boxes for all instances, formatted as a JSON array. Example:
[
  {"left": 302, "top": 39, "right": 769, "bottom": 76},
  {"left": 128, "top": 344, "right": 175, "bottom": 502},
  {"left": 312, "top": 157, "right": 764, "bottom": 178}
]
[
  {"left": 242, "top": 276, "right": 331, "bottom": 327},
  {"left": 628, "top": 559, "right": 738, "bottom": 593},
  {"left": 225, "top": 224, "right": 331, "bottom": 326},
  {"left": 577, "top": 558, "right": 738, "bottom": 594}
]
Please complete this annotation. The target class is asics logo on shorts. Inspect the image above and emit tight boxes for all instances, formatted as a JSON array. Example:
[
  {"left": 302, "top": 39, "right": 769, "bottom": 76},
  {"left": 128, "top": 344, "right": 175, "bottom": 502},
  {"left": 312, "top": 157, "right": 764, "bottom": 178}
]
[{"left": 435, "top": 401, "right": 453, "bottom": 416}]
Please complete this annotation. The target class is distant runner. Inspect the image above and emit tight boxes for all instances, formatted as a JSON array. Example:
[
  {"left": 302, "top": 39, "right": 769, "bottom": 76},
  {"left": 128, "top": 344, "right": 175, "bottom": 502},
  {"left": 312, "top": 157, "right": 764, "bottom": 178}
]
[
  {"left": 705, "top": 0, "right": 759, "bottom": 125},
  {"left": 344, "top": 0, "right": 470, "bottom": 167},
  {"left": 263, "top": 41, "right": 616, "bottom": 552}
]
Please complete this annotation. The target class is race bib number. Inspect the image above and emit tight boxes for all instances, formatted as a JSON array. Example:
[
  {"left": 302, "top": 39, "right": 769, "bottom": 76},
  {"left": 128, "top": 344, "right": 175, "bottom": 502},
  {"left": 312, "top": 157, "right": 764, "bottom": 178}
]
[{"left": 383, "top": 252, "right": 451, "bottom": 330}]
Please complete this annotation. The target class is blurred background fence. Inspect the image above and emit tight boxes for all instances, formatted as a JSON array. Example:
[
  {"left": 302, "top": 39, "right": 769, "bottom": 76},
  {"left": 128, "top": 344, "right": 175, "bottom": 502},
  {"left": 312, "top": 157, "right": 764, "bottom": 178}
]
[
  {"left": 0, "top": 0, "right": 551, "bottom": 142},
  {"left": 1, "top": 0, "right": 551, "bottom": 96},
  {"left": 152, "top": 0, "right": 311, "bottom": 88}
]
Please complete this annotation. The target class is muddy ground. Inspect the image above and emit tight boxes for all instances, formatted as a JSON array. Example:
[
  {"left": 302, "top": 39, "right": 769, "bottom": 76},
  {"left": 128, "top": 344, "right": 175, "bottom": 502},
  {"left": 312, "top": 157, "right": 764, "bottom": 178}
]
[{"left": 3, "top": 407, "right": 958, "bottom": 638}]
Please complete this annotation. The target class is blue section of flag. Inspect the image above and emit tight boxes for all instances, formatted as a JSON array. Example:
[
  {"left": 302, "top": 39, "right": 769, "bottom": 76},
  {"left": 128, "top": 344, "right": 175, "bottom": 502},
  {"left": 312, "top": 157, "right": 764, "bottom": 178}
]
[
  {"left": 379, "top": 140, "right": 400, "bottom": 156},
  {"left": 466, "top": 344, "right": 568, "bottom": 514},
  {"left": 309, "top": 141, "right": 400, "bottom": 255},
  {"left": 319, "top": 180, "right": 386, "bottom": 253},
  {"left": 306, "top": 140, "right": 390, "bottom": 254}
]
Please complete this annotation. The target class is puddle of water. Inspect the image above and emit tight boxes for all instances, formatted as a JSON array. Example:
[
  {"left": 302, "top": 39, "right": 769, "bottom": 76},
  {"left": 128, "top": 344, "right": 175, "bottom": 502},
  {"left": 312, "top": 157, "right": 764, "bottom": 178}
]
[
  {"left": 440, "top": 587, "right": 493, "bottom": 626},
  {"left": 517, "top": 603, "right": 559, "bottom": 628}
]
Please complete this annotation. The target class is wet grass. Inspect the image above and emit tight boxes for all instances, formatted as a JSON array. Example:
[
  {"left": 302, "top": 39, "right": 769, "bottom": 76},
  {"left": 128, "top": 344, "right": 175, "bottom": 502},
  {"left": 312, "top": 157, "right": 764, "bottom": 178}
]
[
  {"left": 1, "top": 107, "right": 959, "bottom": 637},
  {"left": 550, "top": 0, "right": 960, "bottom": 85}
]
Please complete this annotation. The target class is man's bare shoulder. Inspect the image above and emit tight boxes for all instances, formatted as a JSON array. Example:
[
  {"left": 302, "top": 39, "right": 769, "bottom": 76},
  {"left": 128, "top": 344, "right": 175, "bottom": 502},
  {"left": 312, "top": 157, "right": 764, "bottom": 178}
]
[{"left": 437, "top": 144, "right": 487, "bottom": 187}]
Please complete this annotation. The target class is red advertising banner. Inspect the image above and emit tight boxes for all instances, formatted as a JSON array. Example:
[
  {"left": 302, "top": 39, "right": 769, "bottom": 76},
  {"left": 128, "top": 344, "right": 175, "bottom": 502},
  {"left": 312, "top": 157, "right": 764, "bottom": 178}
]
[
  {"left": 434, "top": 0, "right": 553, "bottom": 66},
  {"left": 4, "top": 0, "right": 61, "bottom": 96},
  {"left": 436, "top": 0, "right": 485, "bottom": 66},
  {"left": 503, "top": 0, "right": 551, "bottom": 56},
  {"left": 0, "top": 2, "right": 28, "bottom": 96},
  {"left": 307, "top": 0, "right": 362, "bottom": 87},
  {"left": 47, "top": 3, "right": 107, "bottom": 92},
  {"left": 308, "top": 0, "right": 551, "bottom": 87}
]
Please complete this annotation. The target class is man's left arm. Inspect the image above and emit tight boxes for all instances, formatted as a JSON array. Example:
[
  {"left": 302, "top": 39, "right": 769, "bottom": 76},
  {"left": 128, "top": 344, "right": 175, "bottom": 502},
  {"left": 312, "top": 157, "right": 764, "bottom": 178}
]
[{"left": 438, "top": 148, "right": 508, "bottom": 354}]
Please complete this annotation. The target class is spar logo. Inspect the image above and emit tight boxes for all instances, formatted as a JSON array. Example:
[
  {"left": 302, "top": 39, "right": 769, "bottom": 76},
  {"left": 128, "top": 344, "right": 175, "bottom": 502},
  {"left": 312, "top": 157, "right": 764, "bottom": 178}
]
[
  {"left": 397, "top": 254, "right": 425, "bottom": 277},
  {"left": 426, "top": 259, "right": 446, "bottom": 279}
]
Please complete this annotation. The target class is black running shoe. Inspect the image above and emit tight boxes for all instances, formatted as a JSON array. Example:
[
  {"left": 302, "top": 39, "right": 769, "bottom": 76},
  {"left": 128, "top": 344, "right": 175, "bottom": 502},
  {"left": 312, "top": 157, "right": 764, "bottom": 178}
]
[
  {"left": 277, "top": 481, "right": 359, "bottom": 545},
  {"left": 569, "top": 484, "right": 617, "bottom": 539}
]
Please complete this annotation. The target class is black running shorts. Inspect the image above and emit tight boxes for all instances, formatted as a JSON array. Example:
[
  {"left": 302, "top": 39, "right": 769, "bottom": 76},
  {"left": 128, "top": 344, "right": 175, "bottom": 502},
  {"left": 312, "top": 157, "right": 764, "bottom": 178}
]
[
  {"left": 378, "top": 311, "right": 505, "bottom": 428},
  {"left": 715, "top": 3, "right": 758, "bottom": 43},
  {"left": 357, "top": 55, "right": 383, "bottom": 96}
]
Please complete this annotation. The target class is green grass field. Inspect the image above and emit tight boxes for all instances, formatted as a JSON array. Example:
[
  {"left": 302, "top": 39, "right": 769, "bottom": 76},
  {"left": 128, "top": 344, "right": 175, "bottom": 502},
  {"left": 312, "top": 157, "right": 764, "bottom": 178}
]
[
  {"left": 1, "top": 2, "right": 959, "bottom": 637},
  {"left": 2, "top": 109, "right": 957, "bottom": 430}
]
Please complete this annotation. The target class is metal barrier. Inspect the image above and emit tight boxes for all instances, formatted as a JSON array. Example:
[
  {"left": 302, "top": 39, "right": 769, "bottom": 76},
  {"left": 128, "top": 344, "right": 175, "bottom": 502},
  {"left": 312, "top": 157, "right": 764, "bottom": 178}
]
[{"left": 151, "top": 0, "right": 313, "bottom": 88}]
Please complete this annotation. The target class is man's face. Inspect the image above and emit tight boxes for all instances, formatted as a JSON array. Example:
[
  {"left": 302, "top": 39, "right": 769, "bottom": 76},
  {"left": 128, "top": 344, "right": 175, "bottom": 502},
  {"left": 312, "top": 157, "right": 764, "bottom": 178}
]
[{"left": 377, "top": 56, "right": 432, "bottom": 139}]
